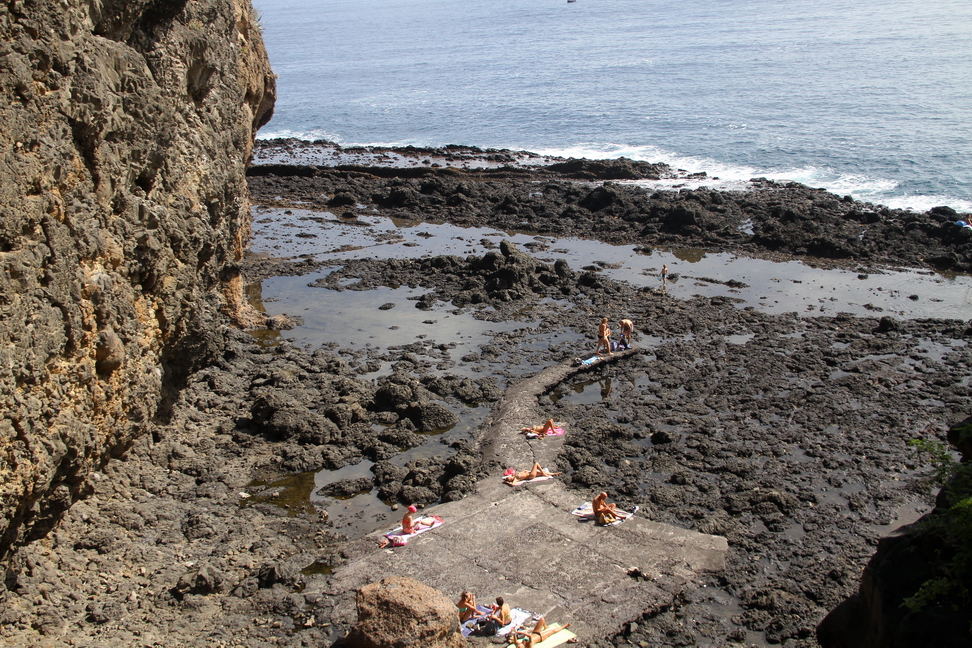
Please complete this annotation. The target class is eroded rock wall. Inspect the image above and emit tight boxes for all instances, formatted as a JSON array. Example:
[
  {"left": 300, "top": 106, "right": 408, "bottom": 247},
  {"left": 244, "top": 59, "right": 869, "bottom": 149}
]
[{"left": 0, "top": 0, "right": 274, "bottom": 558}]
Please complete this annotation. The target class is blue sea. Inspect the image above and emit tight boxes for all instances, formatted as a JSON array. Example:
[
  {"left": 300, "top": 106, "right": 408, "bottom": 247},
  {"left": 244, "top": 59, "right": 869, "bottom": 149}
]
[{"left": 250, "top": 0, "right": 972, "bottom": 213}]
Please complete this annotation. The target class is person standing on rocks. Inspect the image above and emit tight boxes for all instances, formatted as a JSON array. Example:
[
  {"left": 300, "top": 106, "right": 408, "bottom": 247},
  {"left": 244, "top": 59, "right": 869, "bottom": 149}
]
[
  {"left": 596, "top": 317, "right": 613, "bottom": 355},
  {"left": 618, "top": 319, "right": 634, "bottom": 349},
  {"left": 660, "top": 264, "right": 669, "bottom": 288}
]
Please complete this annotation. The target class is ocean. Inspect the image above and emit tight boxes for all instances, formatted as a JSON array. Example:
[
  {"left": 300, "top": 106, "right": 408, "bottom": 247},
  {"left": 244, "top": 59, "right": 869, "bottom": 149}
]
[{"left": 249, "top": 0, "right": 972, "bottom": 214}]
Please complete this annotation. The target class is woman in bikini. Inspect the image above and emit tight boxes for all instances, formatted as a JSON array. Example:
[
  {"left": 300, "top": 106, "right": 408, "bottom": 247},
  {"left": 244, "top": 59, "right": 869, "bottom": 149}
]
[
  {"left": 456, "top": 591, "right": 478, "bottom": 624},
  {"left": 509, "top": 617, "right": 571, "bottom": 648},
  {"left": 503, "top": 462, "right": 561, "bottom": 486},
  {"left": 596, "top": 317, "right": 612, "bottom": 355},
  {"left": 401, "top": 505, "right": 433, "bottom": 534}
]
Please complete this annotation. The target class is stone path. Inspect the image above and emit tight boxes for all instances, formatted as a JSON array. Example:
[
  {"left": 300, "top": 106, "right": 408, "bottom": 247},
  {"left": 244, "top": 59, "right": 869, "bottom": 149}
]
[{"left": 329, "top": 350, "right": 728, "bottom": 640}]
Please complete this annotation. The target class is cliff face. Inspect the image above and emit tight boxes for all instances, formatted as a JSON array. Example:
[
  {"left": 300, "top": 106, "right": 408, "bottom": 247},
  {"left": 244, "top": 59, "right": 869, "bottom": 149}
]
[{"left": 0, "top": 0, "right": 274, "bottom": 558}]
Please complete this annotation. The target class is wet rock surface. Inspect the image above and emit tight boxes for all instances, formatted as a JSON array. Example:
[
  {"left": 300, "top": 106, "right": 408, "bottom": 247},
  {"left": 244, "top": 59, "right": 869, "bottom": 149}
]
[
  {"left": 3, "top": 146, "right": 972, "bottom": 646},
  {"left": 247, "top": 140, "right": 972, "bottom": 273}
]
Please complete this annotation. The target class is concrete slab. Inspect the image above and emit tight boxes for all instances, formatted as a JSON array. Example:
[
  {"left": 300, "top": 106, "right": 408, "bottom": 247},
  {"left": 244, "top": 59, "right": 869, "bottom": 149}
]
[{"left": 330, "top": 353, "right": 728, "bottom": 641}]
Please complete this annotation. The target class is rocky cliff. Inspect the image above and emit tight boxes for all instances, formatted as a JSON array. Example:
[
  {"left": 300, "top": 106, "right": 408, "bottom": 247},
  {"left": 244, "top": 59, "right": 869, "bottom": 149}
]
[
  {"left": 817, "top": 418, "right": 972, "bottom": 648},
  {"left": 0, "top": 0, "right": 274, "bottom": 559}
]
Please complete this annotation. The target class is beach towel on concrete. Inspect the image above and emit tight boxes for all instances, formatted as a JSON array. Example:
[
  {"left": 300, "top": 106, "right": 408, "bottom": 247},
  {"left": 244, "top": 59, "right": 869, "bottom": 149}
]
[
  {"left": 384, "top": 515, "right": 444, "bottom": 543},
  {"left": 571, "top": 502, "right": 637, "bottom": 526},
  {"left": 510, "top": 624, "right": 576, "bottom": 648},
  {"left": 522, "top": 427, "right": 565, "bottom": 438},
  {"left": 504, "top": 475, "right": 554, "bottom": 486},
  {"left": 500, "top": 607, "right": 533, "bottom": 636},
  {"left": 460, "top": 605, "right": 494, "bottom": 637},
  {"left": 463, "top": 606, "right": 532, "bottom": 637}
]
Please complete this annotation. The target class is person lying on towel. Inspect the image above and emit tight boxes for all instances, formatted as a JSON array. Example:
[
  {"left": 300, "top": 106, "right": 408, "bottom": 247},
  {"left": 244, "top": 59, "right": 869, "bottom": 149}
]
[
  {"left": 521, "top": 419, "right": 557, "bottom": 436},
  {"left": 503, "top": 463, "right": 561, "bottom": 486},
  {"left": 509, "top": 617, "right": 572, "bottom": 648}
]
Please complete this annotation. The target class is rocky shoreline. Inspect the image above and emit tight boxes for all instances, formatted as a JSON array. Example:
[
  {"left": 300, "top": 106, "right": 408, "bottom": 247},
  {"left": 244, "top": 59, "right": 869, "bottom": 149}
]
[{"left": 3, "top": 143, "right": 972, "bottom": 647}]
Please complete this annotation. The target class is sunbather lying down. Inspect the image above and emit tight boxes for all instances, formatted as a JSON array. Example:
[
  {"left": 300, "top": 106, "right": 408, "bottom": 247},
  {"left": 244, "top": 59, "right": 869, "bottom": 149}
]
[
  {"left": 521, "top": 419, "right": 557, "bottom": 436},
  {"left": 509, "top": 617, "right": 574, "bottom": 648},
  {"left": 504, "top": 463, "right": 561, "bottom": 485}
]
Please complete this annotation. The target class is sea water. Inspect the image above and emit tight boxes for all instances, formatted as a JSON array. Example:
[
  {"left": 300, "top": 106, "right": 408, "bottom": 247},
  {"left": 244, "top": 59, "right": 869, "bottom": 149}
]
[{"left": 251, "top": 0, "right": 972, "bottom": 213}]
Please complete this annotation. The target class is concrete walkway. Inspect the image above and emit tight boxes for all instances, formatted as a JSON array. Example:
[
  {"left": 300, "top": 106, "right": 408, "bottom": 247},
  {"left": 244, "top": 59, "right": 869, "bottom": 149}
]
[{"left": 330, "top": 350, "right": 728, "bottom": 640}]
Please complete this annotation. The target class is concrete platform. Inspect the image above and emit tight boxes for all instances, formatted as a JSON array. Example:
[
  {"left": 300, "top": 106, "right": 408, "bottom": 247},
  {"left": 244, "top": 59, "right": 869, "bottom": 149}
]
[{"left": 329, "top": 350, "right": 728, "bottom": 640}]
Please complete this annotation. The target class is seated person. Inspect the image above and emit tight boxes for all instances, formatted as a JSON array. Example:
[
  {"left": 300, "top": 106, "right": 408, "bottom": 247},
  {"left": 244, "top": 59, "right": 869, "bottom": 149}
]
[
  {"left": 509, "top": 617, "right": 572, "bottom": 648},
  {"left": 591, "top": 491, "right": 631, "bottom": 525},
  {"left": 504, "top": 462, "right": 561, "bottom": 485},
  {"left": 473, "top": 597, "right": 511, "bottom": 635},
  {"left": 521, "top": 419, "right": 557, "bottom": 436},
  {"left": 401, "top": 505, "right": 433, "bottom": 534},
  {"left": 457, "top": 591, "right": 478, "bottom": 624}
]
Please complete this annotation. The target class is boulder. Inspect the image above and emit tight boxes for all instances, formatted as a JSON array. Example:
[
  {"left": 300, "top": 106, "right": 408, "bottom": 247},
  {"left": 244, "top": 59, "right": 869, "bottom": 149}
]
[
  {"left": 404, "top": 402, "right": 458, "bottom": 432},
  {"left": 346, "top": 576, "right": 465, "bottom": 648},
  {"left": 174, "top": 563, "right": 224, "bottom": 597},
  {"left": 317, "top": 477, "right": 374, "bottom": 498}
]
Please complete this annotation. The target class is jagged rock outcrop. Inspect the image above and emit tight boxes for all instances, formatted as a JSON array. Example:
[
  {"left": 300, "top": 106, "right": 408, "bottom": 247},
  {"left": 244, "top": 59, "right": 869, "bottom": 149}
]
[{"left": 0, "top": 0, "right": 275, "bottom": 558}]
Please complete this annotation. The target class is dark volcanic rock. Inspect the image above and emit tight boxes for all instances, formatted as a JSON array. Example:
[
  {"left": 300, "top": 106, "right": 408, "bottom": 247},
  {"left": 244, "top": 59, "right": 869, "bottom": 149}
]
[{"left": 249, "top": 149, "right": 972, "bottom": 272}]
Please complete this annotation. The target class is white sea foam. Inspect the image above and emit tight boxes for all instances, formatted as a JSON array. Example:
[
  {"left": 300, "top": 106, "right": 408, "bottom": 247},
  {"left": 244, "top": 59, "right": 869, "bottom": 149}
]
[
  {"left": 258, "top": 128, "right": 345, "bottom": 143},
  {"left": 530, "top": 144, "right": 971, "bottom": 214},
  {"left": 253, "top": 133, "right": 970, "bottom": 214}
]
